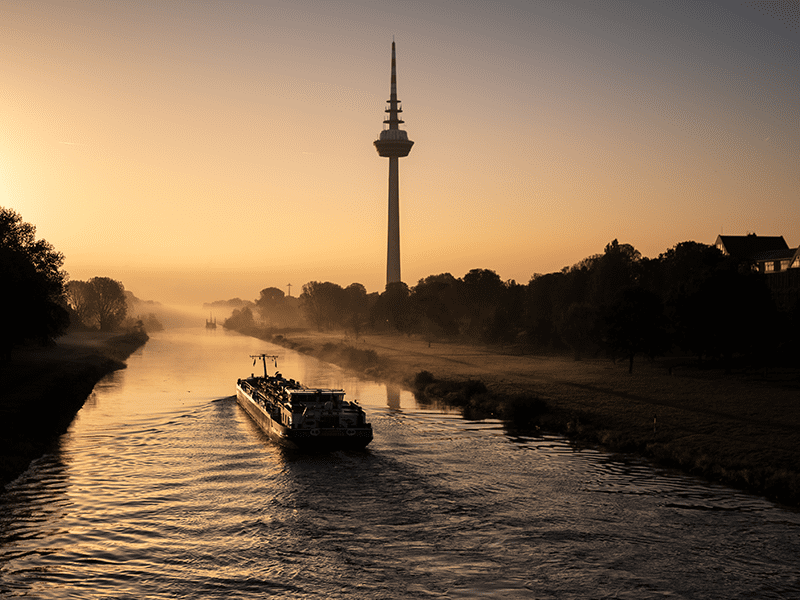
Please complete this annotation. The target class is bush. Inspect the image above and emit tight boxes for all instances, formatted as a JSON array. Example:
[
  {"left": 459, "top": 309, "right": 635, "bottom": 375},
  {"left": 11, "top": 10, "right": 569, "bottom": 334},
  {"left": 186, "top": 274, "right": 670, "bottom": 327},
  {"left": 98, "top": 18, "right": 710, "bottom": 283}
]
[
  {"left": 499, "top": 394, "right": 549, "bottom": 427},
  {"left": 413, "top": 370, "right": 436, "bottom": 391}
]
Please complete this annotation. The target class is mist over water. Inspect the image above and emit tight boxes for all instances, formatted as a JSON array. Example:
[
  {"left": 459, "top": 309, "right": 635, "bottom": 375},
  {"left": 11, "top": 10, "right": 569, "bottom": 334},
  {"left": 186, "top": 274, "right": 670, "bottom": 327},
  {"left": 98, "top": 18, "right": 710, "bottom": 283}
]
[{"left": 1, "top": 328, "right": 798, "bottom": 598}]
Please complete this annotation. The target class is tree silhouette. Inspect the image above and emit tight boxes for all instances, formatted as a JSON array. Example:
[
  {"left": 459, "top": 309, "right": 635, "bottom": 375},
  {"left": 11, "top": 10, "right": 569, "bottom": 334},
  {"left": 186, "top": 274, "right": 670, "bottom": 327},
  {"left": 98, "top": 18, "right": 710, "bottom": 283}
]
[
  {"left": 674, "top": 270, "right": 777, "bottom": 368},
  {"left": 557, "top": 302, "right": 600, "bottom": 360},
  {"left": 255, "top": 287, "right": 285, "bottom": 325},
  {"left": 344, "top": 283, "right": 369, "bottom": 338},
  {"left": 0, "top": 207, "right": 69, "bottom": 355},
  {"left": 410, "top": 273, "right": 461, "bottom": 336},
  {"left": 589, "top": 239, "right": 642, "bottom": 309},
  {"left": 88, "top": 277, "right": 128, "bottom": 331},
  {"left": 460, "top": 268, "right": 505, "bottom": 339},
  {"left": 370, "top": 282, "right": 417, "bottom": 333},
  {"left": 300, "top": 281, "right": 348, "bottom": 331},
  {"left": 66, "top": 280, "right": 96, "bottom": 328},
  {"left": 65, "top": 277, "right": 128, "bottom": 331},
  {"left": 223, "top": 306, "right": 255, "bottom": 330},
  {"left": 605, "top": 286, "right": 669, "bottom": 372}
]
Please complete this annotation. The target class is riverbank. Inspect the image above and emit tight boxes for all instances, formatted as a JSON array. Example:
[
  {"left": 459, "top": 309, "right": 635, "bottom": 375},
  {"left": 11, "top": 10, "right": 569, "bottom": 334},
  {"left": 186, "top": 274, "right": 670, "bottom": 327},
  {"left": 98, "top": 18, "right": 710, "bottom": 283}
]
[
  {"left": 241, "top": 326, "right": 800, "bottom": 506},
  {"left": 0, "top": 330, "right": 149, "bottom": 488}
]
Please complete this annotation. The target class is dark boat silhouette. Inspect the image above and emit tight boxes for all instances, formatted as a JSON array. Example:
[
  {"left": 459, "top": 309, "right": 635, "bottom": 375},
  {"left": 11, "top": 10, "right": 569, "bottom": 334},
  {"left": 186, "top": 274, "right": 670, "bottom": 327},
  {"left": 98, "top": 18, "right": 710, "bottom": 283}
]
[{"left": 236, "top": 354, "right": 373, "bottom": 450}]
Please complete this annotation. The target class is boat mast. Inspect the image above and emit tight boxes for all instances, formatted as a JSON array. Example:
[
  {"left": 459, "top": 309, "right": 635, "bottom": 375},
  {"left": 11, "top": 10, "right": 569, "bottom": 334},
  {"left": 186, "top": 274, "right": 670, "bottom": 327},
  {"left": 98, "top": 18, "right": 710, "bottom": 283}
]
[{"left": 250, "top": 354, "right": 278, "bottom": 379}]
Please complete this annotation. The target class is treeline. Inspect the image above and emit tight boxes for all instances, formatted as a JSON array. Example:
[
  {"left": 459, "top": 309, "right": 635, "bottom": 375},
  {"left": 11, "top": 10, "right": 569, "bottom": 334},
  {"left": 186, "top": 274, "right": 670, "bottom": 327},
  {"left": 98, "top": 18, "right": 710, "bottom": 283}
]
[
  {"left": 66, "top": 277, "right": 128, "bottom": 331},
  {"left": 237, "top": 239, "right": 799, "bottom": 372},
  {"left": 223, "top": 287, "right": 304, "bottom": 330},
  {"left": 1, "top": 207, "right": 70, "bottom": 356},
  {"left": 67, "top": 279, "right": 164, "bottom": 333},
  {"left": 1, "top": 207, "right": 157, "bottom": 358}
]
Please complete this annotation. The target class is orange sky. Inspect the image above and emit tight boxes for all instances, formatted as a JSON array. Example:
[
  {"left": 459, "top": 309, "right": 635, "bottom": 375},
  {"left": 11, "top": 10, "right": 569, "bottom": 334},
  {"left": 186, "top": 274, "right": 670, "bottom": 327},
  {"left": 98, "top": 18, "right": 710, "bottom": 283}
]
[{"left": 2, "top": 0, "right": 797, "bottom": 304}]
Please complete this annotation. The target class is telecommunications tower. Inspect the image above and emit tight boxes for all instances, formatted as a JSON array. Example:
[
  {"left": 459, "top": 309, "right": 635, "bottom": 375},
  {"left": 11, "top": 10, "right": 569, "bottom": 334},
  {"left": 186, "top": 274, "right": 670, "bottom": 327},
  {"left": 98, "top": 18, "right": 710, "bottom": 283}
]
[{"left": 374, "top": 41, "right": 413, "bottom": 286}]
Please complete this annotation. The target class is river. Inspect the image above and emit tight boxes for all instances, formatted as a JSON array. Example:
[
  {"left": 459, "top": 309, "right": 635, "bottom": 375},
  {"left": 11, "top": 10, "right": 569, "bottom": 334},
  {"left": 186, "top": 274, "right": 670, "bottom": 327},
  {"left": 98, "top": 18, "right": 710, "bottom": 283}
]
[{"left": 1, "top": 328, "right": 798, "bottom": 599}]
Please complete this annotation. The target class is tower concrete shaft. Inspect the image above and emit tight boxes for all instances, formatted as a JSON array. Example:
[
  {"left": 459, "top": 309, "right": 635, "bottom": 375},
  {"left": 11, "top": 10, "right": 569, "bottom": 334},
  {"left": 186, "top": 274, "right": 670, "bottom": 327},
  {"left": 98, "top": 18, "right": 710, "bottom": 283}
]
[
  {"left": 374, "top": 41, "right": 413, "bottom": 287},
  {"left": 387, "top": 155, "right": 400, "bottom": 284}
]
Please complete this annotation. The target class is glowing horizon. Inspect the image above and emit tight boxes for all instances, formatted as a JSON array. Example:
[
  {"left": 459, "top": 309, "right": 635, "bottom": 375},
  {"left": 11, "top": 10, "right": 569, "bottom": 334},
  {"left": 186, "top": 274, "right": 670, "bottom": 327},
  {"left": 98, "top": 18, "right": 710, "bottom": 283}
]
[{"left": 2, "top": 0, "right": 797, "bottom": 305}]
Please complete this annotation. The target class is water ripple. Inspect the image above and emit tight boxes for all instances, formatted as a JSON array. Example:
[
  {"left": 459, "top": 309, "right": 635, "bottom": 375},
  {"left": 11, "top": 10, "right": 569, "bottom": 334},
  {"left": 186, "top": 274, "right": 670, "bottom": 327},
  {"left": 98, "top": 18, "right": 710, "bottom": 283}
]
[{"left": 1, "top": 330, "right": 799, "bottom": 599}]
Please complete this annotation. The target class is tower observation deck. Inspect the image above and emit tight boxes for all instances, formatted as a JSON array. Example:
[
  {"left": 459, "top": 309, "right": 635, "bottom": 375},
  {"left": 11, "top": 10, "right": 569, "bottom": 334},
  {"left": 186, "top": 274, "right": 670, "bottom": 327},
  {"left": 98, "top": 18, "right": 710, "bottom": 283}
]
[{"left": 374, "top": 41, "right": 413, "bottom": 286}]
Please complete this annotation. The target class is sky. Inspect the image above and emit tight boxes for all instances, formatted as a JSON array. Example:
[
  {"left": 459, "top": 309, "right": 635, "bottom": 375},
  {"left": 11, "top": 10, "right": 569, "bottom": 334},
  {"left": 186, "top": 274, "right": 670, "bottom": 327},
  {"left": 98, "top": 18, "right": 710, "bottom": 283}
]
[{"left": 1, "top": 0, "right": 797, "bottom": 304}]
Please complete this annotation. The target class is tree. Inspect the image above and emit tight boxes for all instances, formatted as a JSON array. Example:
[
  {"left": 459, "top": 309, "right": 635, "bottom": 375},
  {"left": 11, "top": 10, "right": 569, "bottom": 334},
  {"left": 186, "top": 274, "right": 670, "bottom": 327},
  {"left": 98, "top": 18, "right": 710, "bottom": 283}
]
[
  {"left": 589, "top": 239, "right": 642, "bottom": 309},
  {"left": 605, "top": 286, "right": 669, "bottom": 373},
  {"left": 66, "top": 280, "right": 96, "bottom": 327},
  {"left": 88, "top": 277, "right": 128, "bottom": 331},
  {"left": 300, "top": 281, "right": 348, "bottom": 331},
  {"left": 657, "top": 241, "right": 727, "bottom": 299},
  {"left": 66, "top": 277, "right": 128, "bottom": 331},
  {"left": 0, "top": 207, "right": 69, "bottom": 354},
  {"left": 525, "top": 272, "right": 566, "bottom": 350},
  {"left": 460, "top": 268, "right": 506, "bottom": 339},
  {"left": 255, "top": 287, "right": 286, "bottom": 325},
  {"left": 369, "top": 282, "right": 417, "bottom": 333},
  {"left": 557, "top": 302, "right": 600, "bottom": 360},
  {"left": 410, "top": 273, "right": 461, "bottom": 337},
  {"left": 344, "top": 283, "right": 369, "bottom": 338},
  {"left": 146, "top": 313, "right": 164, "bottom": 332},
  {"left": 223, "top": 306, "right": 255, "bottom": 330},
  {"left": 673, "top": 270, "right": 777, "bottom": 368}
]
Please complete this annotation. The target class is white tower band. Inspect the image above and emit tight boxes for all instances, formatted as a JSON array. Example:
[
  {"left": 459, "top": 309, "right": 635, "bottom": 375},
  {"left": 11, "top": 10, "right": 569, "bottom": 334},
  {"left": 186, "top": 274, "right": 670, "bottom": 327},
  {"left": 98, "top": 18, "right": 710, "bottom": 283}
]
[{"left": 374, "top": 41, "right": 413, "bottom": 286}]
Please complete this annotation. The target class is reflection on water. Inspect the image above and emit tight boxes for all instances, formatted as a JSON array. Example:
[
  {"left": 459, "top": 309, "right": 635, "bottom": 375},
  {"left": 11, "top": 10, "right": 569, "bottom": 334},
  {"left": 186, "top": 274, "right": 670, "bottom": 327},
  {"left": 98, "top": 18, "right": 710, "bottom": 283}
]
[
  {"left": 1, "top": 328, "right": 799, "bottom": 599},
  {"left": 386, "top": 384, "right": 401, "bottom": 411}
]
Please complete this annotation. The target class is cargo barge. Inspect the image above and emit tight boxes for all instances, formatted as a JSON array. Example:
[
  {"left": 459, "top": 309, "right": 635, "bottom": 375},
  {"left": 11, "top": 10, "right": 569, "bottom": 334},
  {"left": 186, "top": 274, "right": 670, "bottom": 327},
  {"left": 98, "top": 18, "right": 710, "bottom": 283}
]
[{"left": 235, "top": 354, "right": 373, "bottom": 450}]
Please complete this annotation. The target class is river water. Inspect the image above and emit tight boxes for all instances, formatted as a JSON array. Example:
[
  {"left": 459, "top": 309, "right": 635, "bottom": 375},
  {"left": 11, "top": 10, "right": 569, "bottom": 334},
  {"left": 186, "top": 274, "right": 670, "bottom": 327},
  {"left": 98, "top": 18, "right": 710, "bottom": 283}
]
[{"left": 1, "top": 328, "right": 798, "bottom": 599}]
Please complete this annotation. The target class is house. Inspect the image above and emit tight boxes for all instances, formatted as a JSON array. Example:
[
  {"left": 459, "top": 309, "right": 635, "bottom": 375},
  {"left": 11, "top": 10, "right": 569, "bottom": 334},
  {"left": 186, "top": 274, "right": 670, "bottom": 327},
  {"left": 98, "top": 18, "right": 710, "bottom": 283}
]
[
  {"left": 714, "top": 234, "right": 798, "bottom": 274},
  {"left": 715, "top": 234, "right": 800, "bottom": 310}
]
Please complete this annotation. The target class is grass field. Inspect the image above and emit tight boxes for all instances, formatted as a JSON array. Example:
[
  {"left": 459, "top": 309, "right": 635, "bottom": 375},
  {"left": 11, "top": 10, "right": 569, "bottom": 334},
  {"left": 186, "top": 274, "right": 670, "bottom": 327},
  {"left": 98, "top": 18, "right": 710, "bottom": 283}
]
[{"left": 260, "top": 328, "right": 800, "bottom": 507}]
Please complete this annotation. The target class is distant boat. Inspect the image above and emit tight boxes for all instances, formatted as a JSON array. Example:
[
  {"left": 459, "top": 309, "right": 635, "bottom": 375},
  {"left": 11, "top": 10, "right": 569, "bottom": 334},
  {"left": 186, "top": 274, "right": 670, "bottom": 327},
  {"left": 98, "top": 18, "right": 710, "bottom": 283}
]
[
  {"left": 236, "top": 354, "right": 373, "bottom": 450},
  {"left": 205, "top": 315, "right": 217, "bottom": 329}
]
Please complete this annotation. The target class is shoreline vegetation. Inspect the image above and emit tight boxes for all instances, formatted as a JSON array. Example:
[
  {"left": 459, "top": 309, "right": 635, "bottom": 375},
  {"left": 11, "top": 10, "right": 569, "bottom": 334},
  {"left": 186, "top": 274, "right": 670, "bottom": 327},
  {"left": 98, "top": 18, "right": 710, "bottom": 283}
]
[
  {"left": 234, "top": 324, "right": 800, "bottom": 507},
  {"left": 0, "top": 330, "right": 149, "bottom": 489}
]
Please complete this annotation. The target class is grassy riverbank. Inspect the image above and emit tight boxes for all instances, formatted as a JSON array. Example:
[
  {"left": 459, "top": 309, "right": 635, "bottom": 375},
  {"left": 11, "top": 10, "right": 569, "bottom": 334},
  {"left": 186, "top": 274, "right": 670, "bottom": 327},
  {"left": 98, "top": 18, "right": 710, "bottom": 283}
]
[
  {"left": 240, "top": 325, "right": 800, "bottom": 506},
  {"left": 0, "top": 330, "right": 148, "bottom": 488}
]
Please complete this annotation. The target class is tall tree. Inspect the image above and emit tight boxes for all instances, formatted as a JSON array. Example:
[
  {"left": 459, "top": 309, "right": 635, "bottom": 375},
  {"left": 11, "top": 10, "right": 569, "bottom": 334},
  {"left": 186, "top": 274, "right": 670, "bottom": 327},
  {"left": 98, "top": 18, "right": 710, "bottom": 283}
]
[
  {"left": 589, "top": 239, "right": 642, "bottom": 309},
  {"left": 674, "top": 270, "right": 776, "bottom": 368},
  {"left": 344, "top": 283, "right": 369, "bottom": 338},
  {"left": 557, "top": 302, "right": 600, "bottom": 360},
  {"left": 370, "top": 282, "right": 417, "bottom": 333},
  {"left": 255, "top": 287, "right": 285, "bottom": 325},
  {"left": 223, "top": 306, "right": 255, "bottom": 330},
  {"left": 410, "top": 273, "right": 461, "bottom": 337},
  {"left": 66, "top": 280, "right": 96, "bottom": 327},
  {"left": 88, "top": 277, "right": 128, "bottom": 331},
  {"left": 657, "top": 241, "right": 727, "bottom": 299},
  {"left": 0, "top": 207, "right": 69, "bottom": 354},
  {"left": 605, "top": 286, "right": 669, "bottom": 373},
  {"left": 460, "top": 268, "right": 505, "bottom": 338},
  {"left": 300, "top": 281, "right": 347, "bottom": 331},
  {"left": 525, "top": 272, "right": 566, "bottom": 349}
]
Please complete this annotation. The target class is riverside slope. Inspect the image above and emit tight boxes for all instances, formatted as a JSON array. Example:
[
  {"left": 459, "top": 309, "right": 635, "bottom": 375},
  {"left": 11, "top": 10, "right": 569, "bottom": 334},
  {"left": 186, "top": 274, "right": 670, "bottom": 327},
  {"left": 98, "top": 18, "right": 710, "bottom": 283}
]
[
  {"left": 0, "top": 330, "right": 149, "bottom": 488},
  {"left": 242, "top": 327, "right": 800, "bottom": 507}
]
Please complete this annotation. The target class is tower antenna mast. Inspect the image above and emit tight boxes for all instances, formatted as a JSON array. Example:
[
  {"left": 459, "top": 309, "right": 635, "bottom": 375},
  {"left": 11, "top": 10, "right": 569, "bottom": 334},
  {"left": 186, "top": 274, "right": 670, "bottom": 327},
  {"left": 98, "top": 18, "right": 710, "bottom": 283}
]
[{"left": 374, "top": 41, "right": 414, "bottom": 286}]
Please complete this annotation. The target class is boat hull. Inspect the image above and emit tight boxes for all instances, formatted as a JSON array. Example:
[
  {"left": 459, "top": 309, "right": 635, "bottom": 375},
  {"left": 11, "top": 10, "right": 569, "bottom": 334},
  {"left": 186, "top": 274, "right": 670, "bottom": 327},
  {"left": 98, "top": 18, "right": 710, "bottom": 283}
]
[{"left": 236, "top": 384, "right": 373, "bottom": 450}]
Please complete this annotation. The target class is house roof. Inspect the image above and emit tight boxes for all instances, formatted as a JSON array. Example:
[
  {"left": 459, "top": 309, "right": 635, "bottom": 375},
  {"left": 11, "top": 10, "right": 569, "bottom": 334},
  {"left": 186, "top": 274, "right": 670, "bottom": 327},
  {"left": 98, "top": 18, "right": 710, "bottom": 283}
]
[
  {"left": 715, "top": 234, "right": 789, "bottom": 260},
  {"left": 750, "top": 248, "right": 797, "bottom": 262}
]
